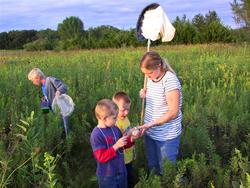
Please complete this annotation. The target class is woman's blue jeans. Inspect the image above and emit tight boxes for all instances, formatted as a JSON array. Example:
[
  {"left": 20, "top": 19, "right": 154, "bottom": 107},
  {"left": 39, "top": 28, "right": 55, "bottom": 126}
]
[{"left": 144, "top": 134, "right": 180, "bottom": 175}]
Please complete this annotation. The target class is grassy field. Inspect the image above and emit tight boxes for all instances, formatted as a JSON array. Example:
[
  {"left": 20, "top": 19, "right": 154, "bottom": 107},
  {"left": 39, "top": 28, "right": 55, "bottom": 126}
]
[{"left": 0, "top": 44, "right": 249, "bottom": 187}]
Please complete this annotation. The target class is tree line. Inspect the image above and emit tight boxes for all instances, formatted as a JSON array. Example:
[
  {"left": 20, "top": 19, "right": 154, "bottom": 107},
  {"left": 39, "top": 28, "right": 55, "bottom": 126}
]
[{"left": 0, "top": 5, "right": 249, "bottom": 51}]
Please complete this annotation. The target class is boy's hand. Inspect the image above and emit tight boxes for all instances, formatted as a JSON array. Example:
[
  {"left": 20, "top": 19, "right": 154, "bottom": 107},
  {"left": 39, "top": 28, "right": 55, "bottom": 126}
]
[
  {"left": 55, "top": 91, "right": 61, "bottom": 96},
  {"left": 139, "top": 88, "right": 147, "bottom": 99},
  {"left": 113, "top": 136, "right": 127, "bottom": 151},
  {"left": 125, "top": 128, "right": 133, "bottom": 136}
]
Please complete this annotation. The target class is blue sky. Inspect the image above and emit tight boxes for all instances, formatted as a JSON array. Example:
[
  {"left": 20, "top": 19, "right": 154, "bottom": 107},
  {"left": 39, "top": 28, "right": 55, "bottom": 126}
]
[{"left": 0, "top": 0, "right": 237, "bottom": 32}]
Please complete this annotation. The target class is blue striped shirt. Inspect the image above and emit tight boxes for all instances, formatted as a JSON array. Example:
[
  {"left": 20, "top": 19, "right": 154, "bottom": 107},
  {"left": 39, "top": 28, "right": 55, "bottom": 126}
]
[{"left": 144, "top": 71, "right": 182, "bottom": 141}]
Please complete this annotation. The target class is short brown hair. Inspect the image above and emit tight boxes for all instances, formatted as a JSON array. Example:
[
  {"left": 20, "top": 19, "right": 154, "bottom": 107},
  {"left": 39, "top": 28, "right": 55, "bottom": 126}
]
[
  {"left": 95, "top": 99, "right": 118, "bottom": 120},
  {"left": 112, "top": 91, "right": 131, "bottom": 104}
]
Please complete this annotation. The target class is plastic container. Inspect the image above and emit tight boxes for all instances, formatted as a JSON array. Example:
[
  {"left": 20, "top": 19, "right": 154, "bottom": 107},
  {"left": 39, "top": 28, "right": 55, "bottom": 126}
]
[
  {"left": 52, "top": 94, "right": 74, "bottom": 116},
  {"left": 132, "top": 127, "right": 141, "bottom": 137},
  {"left": 40, "top": 99, "right": 50, "bottom": 114}
]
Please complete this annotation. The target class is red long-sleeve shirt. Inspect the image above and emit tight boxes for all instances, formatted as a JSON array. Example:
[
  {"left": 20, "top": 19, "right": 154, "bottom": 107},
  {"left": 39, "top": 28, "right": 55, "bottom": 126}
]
[{"left": 94, "top": 135, "right": 134, "bottom": 163}]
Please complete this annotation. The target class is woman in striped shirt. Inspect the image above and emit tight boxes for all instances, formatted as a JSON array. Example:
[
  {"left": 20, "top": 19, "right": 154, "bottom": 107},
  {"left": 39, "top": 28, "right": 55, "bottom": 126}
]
[{"left": 139, "top": 51, "right": 182, "bottom": 175}]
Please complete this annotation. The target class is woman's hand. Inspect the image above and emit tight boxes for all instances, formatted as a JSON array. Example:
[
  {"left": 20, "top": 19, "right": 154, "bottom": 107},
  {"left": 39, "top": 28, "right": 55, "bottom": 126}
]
[
  {"left": 139, "top": 88, "right": 147, "bottom": 98},
  {"left": 138, "top": 121, "right": 155, "bottom": 135},
  {"left": 138, "top": 124, "right": 150, "bottom": 135}
]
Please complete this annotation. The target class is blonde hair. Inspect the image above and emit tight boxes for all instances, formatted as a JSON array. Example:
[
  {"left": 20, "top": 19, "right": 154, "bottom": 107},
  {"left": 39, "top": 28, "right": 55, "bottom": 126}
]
[
  {"left": 140, "top": 51, "right": 175, "bottom": 74},
  {"left": 112, "top": 91, "right": 131, "bottom": 104},
  {"left": 95, "top": 99, "right": 118, "bottom": 120},
  {"left": 28, "top": 68, "right": 45, "bottom": 81}
]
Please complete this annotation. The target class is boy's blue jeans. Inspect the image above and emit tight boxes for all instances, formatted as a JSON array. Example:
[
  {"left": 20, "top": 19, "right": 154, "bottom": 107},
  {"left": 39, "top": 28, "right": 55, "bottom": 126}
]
[
  {"left": 144, "top": 134, "right": 180, "bottom": 175},
  {"left": 97, "top": 173, "right": 127, "bottom": 188}
]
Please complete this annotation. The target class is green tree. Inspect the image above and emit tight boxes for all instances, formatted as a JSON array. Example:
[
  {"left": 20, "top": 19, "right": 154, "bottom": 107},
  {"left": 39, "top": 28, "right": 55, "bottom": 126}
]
[
  {"left": 23, "top": 38, "right": 53, "bottom": 51},
  {"left": 231, "top": 0, "right": 250, "bottom": 41},
  {"left": 192, "top": 14, "right": 206, "bottom": 32},
  {"left": 6, "top": 30, "right": 38, "bottom": 49},
  {"left": 80, "top": 25, "right": 140, "bottom": 49},
  {"left": 24, "top": 29, "right": 59, "bottom": 51},
  {"left": 0, "top": 32, "right": 9, "bottom": 49},
  {"left": 191, "top": 11, "right": 234, "bottom": 43},
  {"left": 38, "top": 29, "right": 59, "bottom": 42},
  {"left": 172, "top": 15, "right": 197, "bottom": 44},
  {"left": 57, "top": 16, "right": 84, "bottom": 49},
  {"left": 205, "top": 11, "right": 221, "bottom": 25},
  {"left": 231, "top": 0, "right": 250, "bottom": 28},
  {"left": 203, "top": 21, "right": 234, "bottom": 43}
]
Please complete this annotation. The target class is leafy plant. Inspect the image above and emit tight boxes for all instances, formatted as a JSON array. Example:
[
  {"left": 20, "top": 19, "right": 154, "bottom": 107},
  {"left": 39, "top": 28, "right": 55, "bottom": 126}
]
[{"left": 35, "top": 152, "right": 61, "bottom": 188}]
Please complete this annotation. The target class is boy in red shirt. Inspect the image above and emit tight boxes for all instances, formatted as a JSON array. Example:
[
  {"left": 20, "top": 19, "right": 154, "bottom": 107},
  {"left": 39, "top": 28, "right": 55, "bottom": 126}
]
[{"left": 90, "top": 99, "right": 139, "bottom": 188}]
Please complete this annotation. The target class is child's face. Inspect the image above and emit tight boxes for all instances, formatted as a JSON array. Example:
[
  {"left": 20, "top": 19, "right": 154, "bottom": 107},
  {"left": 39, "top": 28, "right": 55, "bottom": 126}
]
[
  {"left": 116, "top": 100, "right": 131, "bottom": 120},
  {"left": 141, "top": 67, "right": 162, "bottom": 81},
  {"left": 104, "top": 115, "right": 118, "bottom": 127},
  {"left": 31, "top": 76, "right": 41, "bottom": 86}
]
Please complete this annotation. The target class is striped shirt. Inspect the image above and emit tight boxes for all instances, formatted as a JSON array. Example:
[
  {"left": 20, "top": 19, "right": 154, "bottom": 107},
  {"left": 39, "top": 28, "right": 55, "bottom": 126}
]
[{"left": 144, "top": 71, "right": 182, "bottom": 141}]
